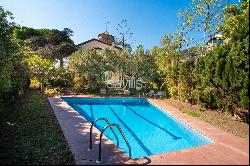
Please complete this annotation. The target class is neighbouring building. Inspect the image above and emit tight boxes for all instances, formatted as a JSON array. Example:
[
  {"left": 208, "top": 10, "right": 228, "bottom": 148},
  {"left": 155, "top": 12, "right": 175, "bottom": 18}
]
[
  {"left": 181, "top": 34, "right": 229, "bottom": 62},
  {"left": 207, "top": 34, "right": 229, "bottom": 50},
  {"left": 77, "top": 31, "right": 122, "bottom": 51}
]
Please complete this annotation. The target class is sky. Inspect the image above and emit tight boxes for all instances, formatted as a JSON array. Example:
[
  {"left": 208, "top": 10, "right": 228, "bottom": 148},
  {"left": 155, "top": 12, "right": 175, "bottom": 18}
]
[{"left": 0, "top": 0, "right": 218, "bottom": 50}]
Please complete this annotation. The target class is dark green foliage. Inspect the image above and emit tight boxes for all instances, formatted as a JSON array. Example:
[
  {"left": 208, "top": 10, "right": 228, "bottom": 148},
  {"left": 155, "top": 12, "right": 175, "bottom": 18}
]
[
  {"left": 13, "top": 26, "right": 43, "bottom": 41},
  {"left": 193, "top": 39, "right": 248, "bottom": 115},
  {"left": 165, "top": 66, "right": 179, "bottom": 98},
  {"left": 160, "top": 0, "right": 249, "bottom": 117},
  {"left": 48, "top": 67, "right": 74, "bottom": 92},
  {"left": 178, "top": 59, "right": 195, "bottom": 103},
  {"left": 193, "top": 46, "right": 221, "bottom": 109},
  {"left": 0, "top": 7, "right": 29, "bottom": 106},
  {"left": 192, "top": 0, "right": 249, "bottom": 114},
  {"left": 13, "top": 26, "right": 76, "bottom": 67},
  {"left": 164, "top": 36, "right": 248, "bottom": 116}
]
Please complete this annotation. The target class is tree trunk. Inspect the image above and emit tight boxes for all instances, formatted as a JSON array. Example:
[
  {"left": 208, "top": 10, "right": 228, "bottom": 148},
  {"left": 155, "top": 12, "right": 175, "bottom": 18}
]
[
  {"left": 40, "top": 82, "right": 44, "bottom": 93},
  {"left": 122, "top": 35, "right": 125, "bottom": 48},
  {"left": 59, "top": 57, "right": 64, "bottom": 68},
  {"left": 40, "top": 77, "right": 45, "bottom": 93},
  {"left": 176, "top": 54, "right": 180, "bottom": 68}
]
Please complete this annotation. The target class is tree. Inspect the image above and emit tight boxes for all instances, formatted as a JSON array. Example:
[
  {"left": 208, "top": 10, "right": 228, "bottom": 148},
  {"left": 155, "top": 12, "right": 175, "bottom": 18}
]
[
  {"left": 48, "top": 67, "right": 74, "bottom": 91},
  {"left": 25, "top": 55, "right": 54, "bottom": 92},
  {"left": 115, "top": 19, "right": 134, "bottom": 51},
  {"left": 53, "top": 41, "right": 76, "bottom": 67},
  {"left": 130, "top": 45, "right": 157, "bottom": 82},
  {"left": 217, "top": 0, "right": 249, "bottom": 41},
  {"left": 13, "top": 27, "right": 76, "bottom": 67},
  {"left": 151, "top": 33, "right": 185, "bottom": 94},
  {"left": 191, "top": 0, "right": 249, "bottom": 115},
  {"left": 68, "top": 49, "right": 119, "bottom": 92},
  {"left": 217, "top": 0, "right": 249, "bottom": 112},
  {"left": 0, "top": 7, "right": 29, "bottom": 105},
  {"left": 161, "top": 34, "right": 184, "bottom": 67},
  {"left": 178, "top": 0, "right": 230, "bottom": 55},
  {"left": 44, "top": 28, "right": 76, "bottom": 67},
  {"left": 178, "top": 59, "right": 196, "bottom": 103}
]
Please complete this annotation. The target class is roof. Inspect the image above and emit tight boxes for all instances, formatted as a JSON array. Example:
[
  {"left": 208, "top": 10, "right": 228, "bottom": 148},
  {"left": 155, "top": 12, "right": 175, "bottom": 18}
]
[
  {"left": 77, "top": 38, "right": 122, "bottom": 50},
  {"left": 98, "top": 31, "right": 115, "bottom": 38}
]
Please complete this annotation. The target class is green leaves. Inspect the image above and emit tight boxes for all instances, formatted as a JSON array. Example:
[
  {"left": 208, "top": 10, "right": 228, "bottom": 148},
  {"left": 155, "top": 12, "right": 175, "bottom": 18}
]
[
  {"left": 25, "top": 55, "right": 54, "bottom": 91},
  {"left": 68, "top": 49, "right": 117, "bottom": 92},
  {"left": 178, "top": 0, "right": 230, "bottom": 53},
  {"left": 0, "top": 7, "right": 29, "bottom": 106},
  {"left": 219, "top": 0, "right": 249, "bottom": 42},
  {"left": 166, "top": 0, "right": 249, "bottom": 116},
  {"left": 13, "top": 26, "right": 76, "bottom": 67},
  {"left": 68, "top": 46, "right": 157, "bottom": 92},
  {"left": 154, "top": 0, "right": 249, "bottom": 115},
  {"left": 192, "top": 38, "right": 249, "bottom": 114}
]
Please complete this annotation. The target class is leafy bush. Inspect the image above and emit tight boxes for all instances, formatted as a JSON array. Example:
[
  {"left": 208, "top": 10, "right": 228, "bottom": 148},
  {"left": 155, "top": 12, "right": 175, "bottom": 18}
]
[
  {"left": 68, "top": 49, "right": 109, "bottom": 93},
  {"left": 48, "top": 67, "right": 73, "bottom": 92},
  {"left": 178, "top": 60, "right": 195, "bottom": 103},
  {"left": 155, "top": 0, "right": 249, "bottom": 119},
  {"left": 25, "top": 55, "right": 54, "bottom": 92},
  {"left": 165, "top": 66, "right": 179, "bottom": 98},
  {"left": 192, "top": 40, "right": 249, "bottom": 115},
  {"left": 0, "top": 7, "right": 29, "bottom": 106},
  {"left": 71, "top": 76, "right": 88, "bottom": 93},
  {"left": 193, "top": 50, "right": 222, "bottom": 109}
]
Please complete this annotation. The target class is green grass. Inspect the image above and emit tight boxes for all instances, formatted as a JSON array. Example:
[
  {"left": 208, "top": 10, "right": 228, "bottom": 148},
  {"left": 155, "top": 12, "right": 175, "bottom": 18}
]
[
  {"left": 180, "top": 107, "right": 200, "bottom": 117},
  {"left": 0, "top": 90, "right": 74, "bottom": 165}
]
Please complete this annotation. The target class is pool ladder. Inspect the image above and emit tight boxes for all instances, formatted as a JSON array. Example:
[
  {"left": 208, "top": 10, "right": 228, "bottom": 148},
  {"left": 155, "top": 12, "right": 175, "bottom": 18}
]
[{"left": 89, "top": 118, "right": 131, "bottom": 163}]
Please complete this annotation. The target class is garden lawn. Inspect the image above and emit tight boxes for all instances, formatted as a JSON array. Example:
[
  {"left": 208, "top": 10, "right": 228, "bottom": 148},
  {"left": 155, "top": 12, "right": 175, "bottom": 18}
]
[{"left": 0, "top": 90, "right": 74, "bottom": 165}]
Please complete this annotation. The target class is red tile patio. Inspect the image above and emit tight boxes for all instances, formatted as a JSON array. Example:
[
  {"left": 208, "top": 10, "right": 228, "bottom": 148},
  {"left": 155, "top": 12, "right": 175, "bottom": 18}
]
[{"left": 48, "top": 96, "right": 249, "bottom": 165}]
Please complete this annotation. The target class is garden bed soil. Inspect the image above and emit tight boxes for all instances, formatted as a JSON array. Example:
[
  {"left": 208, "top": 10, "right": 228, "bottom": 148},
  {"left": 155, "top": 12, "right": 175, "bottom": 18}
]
[{"left": 163, "top": 98, "right": 249, "bottom": 140}]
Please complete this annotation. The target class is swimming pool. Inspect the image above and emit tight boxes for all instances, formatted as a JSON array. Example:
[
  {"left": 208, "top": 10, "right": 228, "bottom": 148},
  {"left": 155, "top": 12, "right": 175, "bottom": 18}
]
[{"left": 61, "top": 97, "right": 213, "bottom": 159}]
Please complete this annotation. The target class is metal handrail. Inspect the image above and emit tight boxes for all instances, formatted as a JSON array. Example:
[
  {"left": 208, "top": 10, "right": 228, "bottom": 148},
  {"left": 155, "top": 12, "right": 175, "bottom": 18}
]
[
  {"left": 97, "top": 123, "right": 131, "bottom": 163},
  {"left": 89, "top": 118, "right": 119, "bottom": 150}
]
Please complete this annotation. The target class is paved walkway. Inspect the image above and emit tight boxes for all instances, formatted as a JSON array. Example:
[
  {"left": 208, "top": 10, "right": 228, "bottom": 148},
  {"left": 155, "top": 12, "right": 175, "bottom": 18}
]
[{"left": 48, "top": 96, "right": 249, "bottom": 165}]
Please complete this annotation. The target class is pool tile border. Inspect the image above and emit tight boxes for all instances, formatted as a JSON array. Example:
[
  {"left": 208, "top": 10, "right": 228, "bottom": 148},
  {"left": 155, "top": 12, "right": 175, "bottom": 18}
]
[{"left": 48, "top": 95, "right": 249, "bottom": 165}]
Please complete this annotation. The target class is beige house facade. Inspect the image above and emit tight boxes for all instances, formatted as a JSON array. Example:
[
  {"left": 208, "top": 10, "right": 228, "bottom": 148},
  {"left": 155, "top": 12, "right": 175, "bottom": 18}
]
[{"left": 77, "top": 31, "right": 122, "bottom": 51}]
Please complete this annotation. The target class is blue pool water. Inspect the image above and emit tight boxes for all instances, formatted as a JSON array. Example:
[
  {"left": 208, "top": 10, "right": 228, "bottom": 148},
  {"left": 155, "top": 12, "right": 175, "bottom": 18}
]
[{"left": 61, "top": 97, "right": 213, "bottom": 159}]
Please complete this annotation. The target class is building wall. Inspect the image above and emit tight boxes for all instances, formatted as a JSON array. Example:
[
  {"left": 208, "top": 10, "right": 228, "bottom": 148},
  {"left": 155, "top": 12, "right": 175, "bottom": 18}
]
[{"left": 78, "top": 40, "right": 116, "bottom": 51}]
